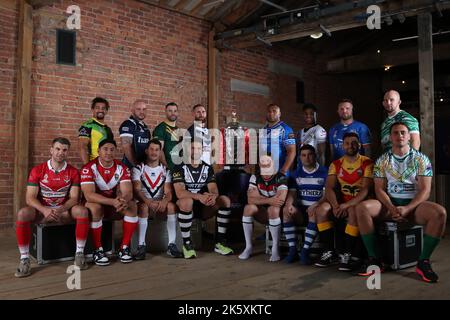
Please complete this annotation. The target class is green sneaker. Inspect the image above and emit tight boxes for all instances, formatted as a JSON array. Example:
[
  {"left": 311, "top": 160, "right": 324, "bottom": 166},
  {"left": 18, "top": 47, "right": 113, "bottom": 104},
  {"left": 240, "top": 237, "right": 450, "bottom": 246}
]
[
  {"left": 214, "top": 242, "right": 234, "bottom": 256},
  {"left": 183, "top": 242, "right": 197, "bottom": 259}
]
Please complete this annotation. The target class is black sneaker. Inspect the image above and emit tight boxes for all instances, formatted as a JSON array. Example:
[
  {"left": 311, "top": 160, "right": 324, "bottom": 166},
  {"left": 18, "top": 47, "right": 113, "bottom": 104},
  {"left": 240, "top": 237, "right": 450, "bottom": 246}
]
[
  {"left": 134, "top": 245, "right": 147, "bottom": 261},
  {"left": 314, "top": 250, "right": 339, "bottom": 267},
  {"left": 93, "top": 248, "right": 110, "bottom": 266},
  {"left": 416, "top": 259, "right": 438, "bottom": 283},
  {"left": 118, "top": 246, "right": 133, "bottom": 263},
  {"left": 167, "top": 243, "right": 183, "bottom": 258},
  {"left": 352, "top": 257, "right": 384, "bottom": 276},
  {"left": 338, "top": 252, "right": 352, "bottom": 271}
]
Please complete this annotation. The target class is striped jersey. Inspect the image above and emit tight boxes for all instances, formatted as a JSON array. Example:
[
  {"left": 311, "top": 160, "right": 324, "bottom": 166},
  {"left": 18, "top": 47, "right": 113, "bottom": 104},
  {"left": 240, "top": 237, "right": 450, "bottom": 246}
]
[
  {"left": 380, "top": 110, "right": 420, "bottom": 151},
  {"left": 374, "top": 148, "right": 432, "bottom": 206},
  {"left": 248, "top": 172, "right": 288, "bottom": 198},
  {"left": 132, "top": 163, "right": 171, "bottom": 200},
  {"left": 172, "top": 162, "right": 215, "bottom": 194},
  {"left": 289, "top": 163, "right": 328, "bottom": 207}
]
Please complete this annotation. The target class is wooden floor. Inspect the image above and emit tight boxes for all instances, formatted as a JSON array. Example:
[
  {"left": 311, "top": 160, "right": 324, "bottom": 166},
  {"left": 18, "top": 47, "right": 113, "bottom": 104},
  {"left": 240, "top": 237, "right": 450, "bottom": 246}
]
[{"left": 1, "top": 226, "right": 449, "bottom": 300}]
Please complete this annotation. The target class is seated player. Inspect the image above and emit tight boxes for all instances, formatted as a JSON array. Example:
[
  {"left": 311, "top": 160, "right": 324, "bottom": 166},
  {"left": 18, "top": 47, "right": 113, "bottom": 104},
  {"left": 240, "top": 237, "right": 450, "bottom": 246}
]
[
  {"left": 314, "top": 132, "right": 373, "bottom": 271},
  {"left": 132, "top": 139, "right": 183, "bottom": 259},
  {"left": 355, "top": 122, "right": 447, "bottom": 283},
  {"left": 282, "top": 145, "right": 328, "bottom": 264},
  {"left": 81, "top": 139, "right": 138, "bottom": 265},
  {"left": 239, "top": 155, "right": 288, "bottom": 262},
  {"left": 15, "top": 138, "right": 89, "bottom": 278},
  {"left": 172, "top": 139, "right": 233, "bottom": 259}
]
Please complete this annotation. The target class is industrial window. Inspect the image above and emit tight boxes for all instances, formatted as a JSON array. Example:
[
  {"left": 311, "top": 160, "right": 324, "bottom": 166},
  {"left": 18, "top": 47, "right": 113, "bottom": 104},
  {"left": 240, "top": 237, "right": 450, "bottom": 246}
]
[{"left": 56, "top": 29, "right": 76, "bottom": 65}]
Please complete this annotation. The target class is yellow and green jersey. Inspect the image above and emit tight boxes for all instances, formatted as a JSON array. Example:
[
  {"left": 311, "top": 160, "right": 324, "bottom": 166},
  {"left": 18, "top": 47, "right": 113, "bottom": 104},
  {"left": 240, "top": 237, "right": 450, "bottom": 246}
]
[
  {"left": 153, "top": 121, "right": 181, "bottom": 170},
  {"left": 78, "top": 118, "right": 114, "bottom": 161}
]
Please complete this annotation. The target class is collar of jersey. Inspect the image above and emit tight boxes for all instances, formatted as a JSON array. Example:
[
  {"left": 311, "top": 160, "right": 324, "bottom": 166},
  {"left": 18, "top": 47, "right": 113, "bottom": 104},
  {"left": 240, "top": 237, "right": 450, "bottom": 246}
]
[
  {"left": 91, "top": 117, "right": 106, "bottom": 126},
  {"left": 97, "top": 158, "right": 115, "bottom": 169},
  {"left": 47, "top": 159, "right": 67, "bottom": 173},
  {"left": 302, "top": 162, "right": 320, "bottom": 174},
  {"left": 341, "top": 154, "right": 362, "bottom": 167},
  {"left": 130, "top": 115, "right": 146, "bottom": 127},
  {"left": 264, "top": 121, "right": 283, "bottom": 129}
]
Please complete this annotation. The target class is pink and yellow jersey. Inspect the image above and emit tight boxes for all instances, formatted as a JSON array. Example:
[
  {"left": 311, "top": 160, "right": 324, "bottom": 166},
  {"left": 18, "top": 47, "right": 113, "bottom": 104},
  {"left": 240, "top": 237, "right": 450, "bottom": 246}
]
[
  {"left": 328, "top": 155, "right": 373, "bottom": 202},
  {"left": 80, "top": 158, "right": 131, "bottom": 199},
  {"left": 27, "top": 160, "right": 80, "bottom": 207}
]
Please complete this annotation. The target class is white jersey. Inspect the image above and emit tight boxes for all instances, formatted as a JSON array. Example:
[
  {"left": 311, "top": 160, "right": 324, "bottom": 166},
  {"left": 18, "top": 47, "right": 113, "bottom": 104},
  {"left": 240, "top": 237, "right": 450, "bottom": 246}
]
[
  {"left": 297, "top": 124, "right": 327, "bottom": 152},
  {"left": 132, "top": 163, "right": 171, "bottom": 200}
]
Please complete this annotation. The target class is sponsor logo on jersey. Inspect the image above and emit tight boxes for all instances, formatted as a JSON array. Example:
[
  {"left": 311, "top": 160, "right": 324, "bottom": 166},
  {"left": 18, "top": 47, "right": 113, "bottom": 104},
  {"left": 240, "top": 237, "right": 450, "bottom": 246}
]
[
  {"left": 122, "top": 127, "right": 129, "bottom": 132},
  {"left": 82, "top": 168, "right": 89, "bottom": 174},
  {"left": 42, "top": 174, "right": 49, "bottom": 184},
  {"left": 300, "top": 189, "right": 322, "bottom": 197}
]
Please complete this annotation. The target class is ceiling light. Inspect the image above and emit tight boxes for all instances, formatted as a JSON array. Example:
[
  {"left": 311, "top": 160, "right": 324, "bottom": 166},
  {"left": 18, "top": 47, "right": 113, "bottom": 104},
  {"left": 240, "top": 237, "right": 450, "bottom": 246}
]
[{"left": 310, "top": 32, "right": 323, "bottom": 39}]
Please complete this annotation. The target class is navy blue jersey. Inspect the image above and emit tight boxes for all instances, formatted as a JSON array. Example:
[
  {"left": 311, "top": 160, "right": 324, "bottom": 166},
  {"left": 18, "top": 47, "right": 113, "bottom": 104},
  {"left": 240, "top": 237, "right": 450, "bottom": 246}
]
[
  {"left": 329, "top": 120, "right": 371, "bottom": 160},
  {"left": 289, "top": 163, "right": 327, "bottom": 207},
  {"left": 260, "top": 121, "right": 296, "bottom": 172},
  {"left": 119, "top": 116, "right": 151, "bottom": 167}
]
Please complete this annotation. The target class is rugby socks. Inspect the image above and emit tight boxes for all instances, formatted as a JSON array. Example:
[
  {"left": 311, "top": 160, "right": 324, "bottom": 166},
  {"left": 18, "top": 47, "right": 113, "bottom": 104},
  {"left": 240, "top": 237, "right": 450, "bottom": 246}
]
[
  {"left": 167, "top": 214, "right": 177, "bottom": 245},
  {"left": 75, "top": 217, "right": 89, "bottom": 253},
  {"left": 216, "top": 208, "right": 231, "bottom": 243},
  {"left": 283, "top": 222, "right": 297, "bottom": 248},
  {"left": 269, "top": 218, "right": 281, "bottom": 261},
  {"left": 419, "top": 234, "right": 440, "bottom": 260},
  {"left": 90, "top": 220, "right": 103, "bottom": 249},
  {"left": 302, "top": 222, "right": 318, "bottom": 251},
  {"left": 344, "top": 224, "right": 359, "bottom": 255},
  {"left": 178, "top": 210, "right": 193, "bottom": 245},
  {"left": 239, "top": 216, "right": 253, "bottom": 260},
  {"left": 361, "top": 233, "right": 378, "bottom": 258},
  {"left": 16, "top": 221, "right": 31, "bottom": 259},
  {"left": 317, "top": 221, "right": 334, "bottom": 251},
  {"left": 121, "top": 216, "right": 138, "bottom": 249},
  {"left": 138, "top": 217, "right": 148, "bottom": 246}
]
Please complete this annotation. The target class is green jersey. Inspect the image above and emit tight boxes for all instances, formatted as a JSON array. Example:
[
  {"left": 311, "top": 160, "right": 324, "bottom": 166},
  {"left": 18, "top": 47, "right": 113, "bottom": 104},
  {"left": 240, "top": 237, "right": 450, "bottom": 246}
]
[
  {"left": 373, "top": 148, "right": 432, "bottom": 206},
  {"left": 78, "top": 118, "right": 114, "bottom": 161},
  {"left": 153, "top": 121, "right": 181, "bottom": 170},
  {"left": 380, "top": 110, "right": 419, "bottom": 150}
]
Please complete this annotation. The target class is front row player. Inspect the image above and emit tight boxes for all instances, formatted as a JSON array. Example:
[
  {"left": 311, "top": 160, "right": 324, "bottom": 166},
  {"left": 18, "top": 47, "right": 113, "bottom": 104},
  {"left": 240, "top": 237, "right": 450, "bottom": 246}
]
[
  {"left": 172, "top": 139, "right": 234, "bottom": 259},
  {"left": 132, "top": 139, "right": 183, "bottom": 259},
  {"left": 15, "top": 138, "right": 90, "bottom": 277},
  {"left": 81, "top": 139, "right": 138, "bottom": 266},
  {"left": 355, "top": 122, "right": 446, "bottom": 283},
  {"left": 239, "top": 155, "right": 288, "bottom": 262}
]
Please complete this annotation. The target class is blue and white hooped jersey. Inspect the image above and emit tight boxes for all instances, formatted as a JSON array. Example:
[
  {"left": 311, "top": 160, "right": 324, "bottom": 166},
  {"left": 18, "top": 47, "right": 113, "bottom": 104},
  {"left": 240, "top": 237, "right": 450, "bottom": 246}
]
[
  {"left": 289, "top": 163, "right": 328, "bottom": 207},
  {"left": 260, "top": 121, "right": 296, "bottom": 172}
]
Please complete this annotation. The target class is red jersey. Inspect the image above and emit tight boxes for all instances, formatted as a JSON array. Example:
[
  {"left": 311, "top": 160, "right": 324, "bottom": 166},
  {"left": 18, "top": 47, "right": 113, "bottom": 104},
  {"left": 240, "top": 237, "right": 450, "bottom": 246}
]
[
  {"left": 27, "top": 160, "right": 80, "bottom": 207},
  {"left": 80, "top": 158, "right": 131, "bottom": 198}
]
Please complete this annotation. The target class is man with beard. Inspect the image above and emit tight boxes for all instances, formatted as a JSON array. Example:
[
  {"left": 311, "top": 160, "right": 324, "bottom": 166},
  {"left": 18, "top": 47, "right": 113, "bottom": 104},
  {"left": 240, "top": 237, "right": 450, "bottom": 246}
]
[
  {"left": 153, "top": 102, "right": 181, "bottom": 171},
  {"left": 119, "top": 99, "right": 151, "bottom": 168},
  {"left": 260, "top": 103, "right": 296, "bottom": 176},
  {"left": 79, "top": 97, "right": 114, "bottom": 164},
  {"left": 355, "top": 122, "right": 446, "bottom": 283},
  {"left": 186, "top": 104, "right": 213, "bottom": 165},
  {"left": 314, "top": 132, "right": 373, "bottom": 271},
  {"left": 296, "top": 103, "right": 327, "bottom": 166},
  {"left": 380, "top": 90, "right": 420, "bottom": 151},
  {"left": 329, "top": 99, "right": 371, "bottom": 161}
]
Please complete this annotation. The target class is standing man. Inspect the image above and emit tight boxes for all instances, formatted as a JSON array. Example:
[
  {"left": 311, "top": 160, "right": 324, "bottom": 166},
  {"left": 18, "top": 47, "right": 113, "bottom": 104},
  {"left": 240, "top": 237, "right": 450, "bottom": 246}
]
[
  {"left": 260, "top": 103, "right": 296, "bottom": 176},
  {"left": 132, "top": 139, "right": 183, "bottom": 259},
  {"left": 172, "top": 139, "right": 233, "bottom": 259},
  {"left": 314, "top": 132, "right": 373, "bottom": 271},
  {"left": 296, "top": 103, "right": 327, "bottom": 166},
  {"left": 329, "top": 99, "right": 372, "bottom": 161},
  {"left": 355, "top": 122, "right": 446, "bottom": 283},
  {"left": 283, "top": 145, "right": 328, "bottom": 264},
  {"left": 81, "top": 139, "right": 138, "bottom": 266},
  {"left": 186, "top": 104, "right": 213, "bottom": 165},
  {"left": 79, "top": 97, "right": 114, "bottom": 165},
  {"left": 119, "top": 99, "right": 151, "bottom": 168},
  {"left": 153, "top": 102, "right": 181, "bottom": 171},
  {"left": 380, "top": 90, "right": 420, "bottom": 151},
  {"left": 14, "top": 138, "right": 90, "bottom": 277}
]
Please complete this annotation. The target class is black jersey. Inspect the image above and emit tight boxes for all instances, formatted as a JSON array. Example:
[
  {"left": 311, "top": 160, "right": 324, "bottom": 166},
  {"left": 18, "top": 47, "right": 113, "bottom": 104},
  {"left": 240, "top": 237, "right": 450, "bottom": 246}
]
[{"left": 172, "top": 162, "right": 215, "bottom": 194}]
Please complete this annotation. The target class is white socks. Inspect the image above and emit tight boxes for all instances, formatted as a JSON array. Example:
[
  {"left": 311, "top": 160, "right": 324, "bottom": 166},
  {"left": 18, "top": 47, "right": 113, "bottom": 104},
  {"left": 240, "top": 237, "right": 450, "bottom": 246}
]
[{"left": 239, "top": 216, "right": 254, "bottom": 260}]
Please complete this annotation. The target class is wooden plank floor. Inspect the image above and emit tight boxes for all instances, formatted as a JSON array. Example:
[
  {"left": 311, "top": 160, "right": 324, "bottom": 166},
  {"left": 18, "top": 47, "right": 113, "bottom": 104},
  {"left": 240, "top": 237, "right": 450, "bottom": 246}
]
[{"left": 1, "top": 226, "right": 449, "bottom": 300}]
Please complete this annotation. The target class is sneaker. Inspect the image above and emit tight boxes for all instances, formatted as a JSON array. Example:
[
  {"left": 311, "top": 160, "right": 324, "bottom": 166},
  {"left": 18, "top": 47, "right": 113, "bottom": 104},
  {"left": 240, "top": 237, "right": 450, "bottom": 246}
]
[
  {"left": 134, "top": 245, "right": 147, "bottom": 261},
  {"left": 314, "top": 250, "right": 339, "bottom": 267},
  {"left": 74, "top": 252, "right": 88, "bottom": 270},
  {"left": 352, "top": 257, "right": 384, "bottom": 276},
  {"left": 299, "top": 249, "right": 312, "bottom": 265},
  {"left": 14, "top": 257, "right": 31, "bottom": 278},
  {"left": 416, "top": 259, "right": 438, "bottom": 283},
  {"left": 338, "top": 252, "right": 352, "bottom": 272},
  {"left": 166, "top": 243, "right": 183, "bottom": 258},
  {"left": 183, "top": 242, "right": 197, "bottom": 259},
  {"left": 284, "top": 247, "right": 299, "bottom": 263},
  {"left": 118, "top": 246, "right": 133, "bottom": 263},
  {"left": 214, "top": 242, "right": 234, "bottom": 256},
  {"left": 93, "top": 248, "right": 110, "bottom": 266}
]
